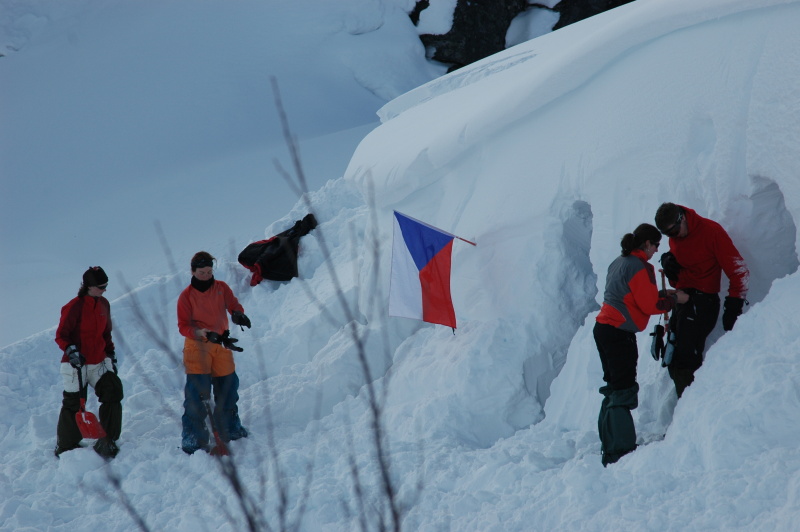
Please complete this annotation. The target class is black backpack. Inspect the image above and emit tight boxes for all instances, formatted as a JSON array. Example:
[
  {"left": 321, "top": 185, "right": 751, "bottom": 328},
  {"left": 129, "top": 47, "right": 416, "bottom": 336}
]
[{"left": 238, "top": 214, "right": 317, "bottom": 285}]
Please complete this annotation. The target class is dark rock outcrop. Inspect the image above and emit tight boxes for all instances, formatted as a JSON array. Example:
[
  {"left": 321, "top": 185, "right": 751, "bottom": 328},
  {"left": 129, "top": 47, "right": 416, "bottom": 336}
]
[
  {"left": 417, "top": 0, "right": 531, "bottom": 72},
  {"left": 552, "top": 0, "right": 634, "bottom": 30},
  {"left": 413, "top": 0, "right": 635, "bottom": 72}
]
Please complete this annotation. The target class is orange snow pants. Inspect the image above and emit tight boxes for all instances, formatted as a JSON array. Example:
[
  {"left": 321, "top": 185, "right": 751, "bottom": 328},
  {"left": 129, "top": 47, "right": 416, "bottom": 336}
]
[{"left": 182, "top": 338, "right": 235, "bottom": 377}]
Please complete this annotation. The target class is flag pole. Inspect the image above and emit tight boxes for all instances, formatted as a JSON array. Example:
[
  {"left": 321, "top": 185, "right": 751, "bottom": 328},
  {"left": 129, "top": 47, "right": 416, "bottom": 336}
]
[{"left": 455, "top": 236, "right": 477, "bottom": 246}]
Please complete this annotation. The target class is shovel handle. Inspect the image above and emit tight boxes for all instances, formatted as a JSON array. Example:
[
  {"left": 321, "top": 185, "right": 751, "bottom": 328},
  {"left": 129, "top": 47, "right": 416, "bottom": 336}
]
[
  {"left": 202, "top": 399, "right": 230, "bottom": 456},
  {"left": 659, "top": 269, "right": 670, "bottom": 333},
  {"left": 75, "top": 368, "right": 87, "bottom": 412},
  {"left": 76, "top": 365, "right": 85, "bottom": 391}
]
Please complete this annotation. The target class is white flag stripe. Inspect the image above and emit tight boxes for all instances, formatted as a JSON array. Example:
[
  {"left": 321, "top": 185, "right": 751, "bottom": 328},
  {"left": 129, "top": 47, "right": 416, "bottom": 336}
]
[{"left": 389, "top": 214, "right": 423, "bottom": 320}]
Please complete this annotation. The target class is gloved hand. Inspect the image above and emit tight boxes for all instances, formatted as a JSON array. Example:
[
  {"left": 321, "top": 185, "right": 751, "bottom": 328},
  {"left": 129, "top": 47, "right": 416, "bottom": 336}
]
[
  {"left": 222, "top": 334, "right": 243, "bottom": 352},
  {"left": 722, "top": 296, "right": 746, "bottom": 331},
  {"left": 66, "top": 345, "right": 85, "bottom": 369},
  {"left": 206, "top": 330, "right": 244, "bottom": 352},
  {"left": 231, "top": 311, "right": 251, "bottom": 329},
  {"left": 660, "top": 252, "right": 682, "bottom": 284}
]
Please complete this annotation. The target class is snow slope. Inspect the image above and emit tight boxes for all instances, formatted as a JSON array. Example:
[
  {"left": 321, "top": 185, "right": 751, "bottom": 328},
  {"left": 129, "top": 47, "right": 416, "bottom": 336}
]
[
  {"left": 0, "top": 0, "right": 442, "bottom": 347},
  {"left": 3, "top": 0, "right": 800, "bottom": 530}
]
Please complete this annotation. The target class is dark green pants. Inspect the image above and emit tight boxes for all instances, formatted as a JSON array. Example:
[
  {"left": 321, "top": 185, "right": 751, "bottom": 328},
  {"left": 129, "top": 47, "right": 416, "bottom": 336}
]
[{"left": 598, "top": 384, "right": 639, "bottom": 466}]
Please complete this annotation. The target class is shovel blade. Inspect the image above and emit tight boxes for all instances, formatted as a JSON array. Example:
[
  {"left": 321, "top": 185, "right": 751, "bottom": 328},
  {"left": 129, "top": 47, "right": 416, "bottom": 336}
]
[
  {"left": 76, "top": 399, "right": 107, "bottom": 440},
  {"left": 209, "top": 430, "right": 230, "bottom": 456},
  {"left": 209, "top": 443, "right": 230, "bottom": 456}
]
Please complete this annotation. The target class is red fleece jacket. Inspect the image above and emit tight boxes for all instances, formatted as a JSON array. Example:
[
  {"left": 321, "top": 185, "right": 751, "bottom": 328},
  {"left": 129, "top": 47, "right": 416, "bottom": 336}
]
[
  {"left": 55, "top": 295, "right": 114, "bottom": 365},
  {"left": 668, "top": 207, "right": 749, "bottom": 298},
  {"left": 177, "top": 280, "right": 244, "bottom": 339}
]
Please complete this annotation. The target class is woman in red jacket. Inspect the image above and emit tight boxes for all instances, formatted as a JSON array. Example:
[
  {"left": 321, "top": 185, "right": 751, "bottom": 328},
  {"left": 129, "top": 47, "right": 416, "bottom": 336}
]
[
  {"left": 594, "top": 224, "right": 688, "bottom": 466},
  {"left": 54, "top": 266, "right": 124, "bottom": 459},
  {"left": 177, "top": 251, "right": 251, "bottom": 454}
]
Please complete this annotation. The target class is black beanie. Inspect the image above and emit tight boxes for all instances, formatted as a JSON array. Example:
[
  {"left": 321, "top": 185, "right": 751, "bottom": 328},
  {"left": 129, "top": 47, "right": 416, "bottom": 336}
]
[{"left": 83, "top": 266, "right": 109, "bottom": 287}]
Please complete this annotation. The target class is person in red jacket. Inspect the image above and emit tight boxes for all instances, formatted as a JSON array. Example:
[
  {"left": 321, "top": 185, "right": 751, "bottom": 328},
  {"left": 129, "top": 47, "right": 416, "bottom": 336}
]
[
  {"left": 177, "top": 251, "right": 251, "bottom": 454},
  {"left": 655, "top": 203, "right": 749, "bottom": 398},
  {"left": 594, "top": 224, "right": 688, "bottom": 466},
  {"left": 54, "top": 266, "right": 124, "bottom": 458}
]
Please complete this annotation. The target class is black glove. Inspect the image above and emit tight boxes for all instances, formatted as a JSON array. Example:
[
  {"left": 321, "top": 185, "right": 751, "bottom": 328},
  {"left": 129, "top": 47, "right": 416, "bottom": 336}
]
[
  {"left": 231, "top": 311, "right": 251, "bottom": 329},
  {"left": 206, "top": 330, "right": 244, "bottom": 352},
  {"left": 300, "top": 213, "right": 318, "bottom": 233},
  {"left": 649, "top": 324, "right": 665, "bottom": 361},
  {"left": 222, "top": 335, "right": 243, "bottom": 352},
  {"left": 660, "top": 252, "right": 682, "bottom": 284},
  {"left": 722, "top": 297, "right": 746, "bottom": 331},
  {"left": 66, "top": 345, "right": 85, "bottom": 369}
]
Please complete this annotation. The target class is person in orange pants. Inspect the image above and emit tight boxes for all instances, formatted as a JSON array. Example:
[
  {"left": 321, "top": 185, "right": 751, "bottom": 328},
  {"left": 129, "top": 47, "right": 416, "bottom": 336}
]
[{"left": 177, "top": 251, "right": 251, "bottom": 454}]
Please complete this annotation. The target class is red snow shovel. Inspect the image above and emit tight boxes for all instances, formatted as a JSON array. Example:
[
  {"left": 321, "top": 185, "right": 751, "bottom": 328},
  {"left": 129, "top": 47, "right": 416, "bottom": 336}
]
[
  {"left": 202, "top": 399, "right": 230, "bottom": 456},
  {"left": 75, "top": 369, "right": 106, "bottom": 439}
]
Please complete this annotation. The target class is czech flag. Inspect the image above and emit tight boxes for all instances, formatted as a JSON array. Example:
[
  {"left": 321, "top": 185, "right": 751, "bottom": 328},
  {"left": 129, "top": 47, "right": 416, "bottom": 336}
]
[{"left": 390, "top": 211, "right": 457, "bottom": 328}]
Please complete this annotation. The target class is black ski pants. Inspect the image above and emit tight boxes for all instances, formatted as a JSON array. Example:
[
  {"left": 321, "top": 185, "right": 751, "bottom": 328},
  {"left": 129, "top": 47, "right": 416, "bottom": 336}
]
[
  {"left": 594, "top": 322, "right": 639, "bottom": 466},
  {"left": 667, "top": 290, "right": 720, "bottom": 397},
  {"left": 594, "top": 322, "right": 638, "bottom": 391},
  {"left": 57, "top": 371, "right": 124, "bottom": 450}
]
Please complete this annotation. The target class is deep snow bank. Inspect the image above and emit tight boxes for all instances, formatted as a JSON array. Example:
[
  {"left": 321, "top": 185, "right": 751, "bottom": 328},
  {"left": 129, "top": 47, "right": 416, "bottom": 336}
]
[
  {"left": 345, "top": 0, "right": 800, "bottom": 449},
  {"left": 3, "top": 0, "right": 800, "bottom": 530}
]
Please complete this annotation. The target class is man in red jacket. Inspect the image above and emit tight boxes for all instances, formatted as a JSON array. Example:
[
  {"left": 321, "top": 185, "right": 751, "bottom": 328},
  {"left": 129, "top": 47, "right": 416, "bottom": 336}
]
[{"left": 655, "top": 203, "right": 749, "bottom": 397}]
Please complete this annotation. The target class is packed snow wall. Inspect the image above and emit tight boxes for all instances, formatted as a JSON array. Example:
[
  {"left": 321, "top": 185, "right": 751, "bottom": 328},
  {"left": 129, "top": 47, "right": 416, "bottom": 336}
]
[{"left": 345, "top": 0, "right": 800, "bottom": 448}]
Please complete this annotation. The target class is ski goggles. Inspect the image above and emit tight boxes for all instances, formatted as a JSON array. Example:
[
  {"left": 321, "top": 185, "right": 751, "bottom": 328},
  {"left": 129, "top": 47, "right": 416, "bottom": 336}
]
[
  {"left": 191, "top": 257, "right": 214, "bottom": 269},
  {"left": 661, "top": 212, "right": 684, "bottom": 237}
]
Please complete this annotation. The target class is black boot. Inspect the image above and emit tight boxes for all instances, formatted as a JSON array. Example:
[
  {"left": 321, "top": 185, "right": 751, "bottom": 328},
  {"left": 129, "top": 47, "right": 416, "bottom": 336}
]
[
  {"left": 54, "top": 442, "right": 80, "bottom": 458},
  {"left": 96, "top": 372, "right": 124, "bottom": 441},
  {"left": 55, "top": 391, "right": 83, "bottom": 458},
  {"left": 93, "top": 437, "right": 120, "bottom": 459}
]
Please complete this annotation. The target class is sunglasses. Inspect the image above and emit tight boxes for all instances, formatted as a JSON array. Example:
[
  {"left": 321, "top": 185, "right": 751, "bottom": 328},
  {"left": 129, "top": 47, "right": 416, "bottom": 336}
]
[
  {"left": 96, "top": 284, "right": 108, "bottom": 290},
  {"left": 661, "top": 212, "right": 684, "bottom": 237}
]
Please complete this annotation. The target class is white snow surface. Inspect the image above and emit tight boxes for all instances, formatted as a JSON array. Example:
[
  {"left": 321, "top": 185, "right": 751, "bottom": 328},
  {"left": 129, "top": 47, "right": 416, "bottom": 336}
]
[{"left": 3, "top": 0, "right": 800, "bottom": 530}]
